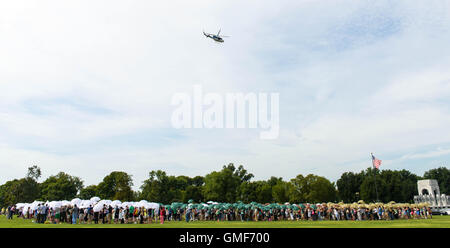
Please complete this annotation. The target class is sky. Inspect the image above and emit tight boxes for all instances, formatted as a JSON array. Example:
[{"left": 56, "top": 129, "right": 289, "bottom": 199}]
[{"left": 1, "top": 0, "right": 450, "bottom": 190}]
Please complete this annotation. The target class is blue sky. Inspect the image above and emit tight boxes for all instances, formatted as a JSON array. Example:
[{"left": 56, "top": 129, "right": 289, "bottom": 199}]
[{"left": 1, "top": 0, "right": 450, "bottom": 189}]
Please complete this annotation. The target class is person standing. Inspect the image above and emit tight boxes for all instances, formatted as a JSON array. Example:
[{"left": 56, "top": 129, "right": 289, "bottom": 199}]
[
  {"left": 94, "top": 207, "right": 99, "bottom": 224},
  {"left": 185, "top": 208, "right": 191, "bottom": 222},
  {"left": 119, "top": 208, "right": 124, "bottom": 224},
  {"left": 87, "top": 205, "right": 93, "bottom": 224},
  {"left": 7, "top": 206, "right": 11, "bottom": 220},
  {"left": 114, "top": 206, "right": 119, "bottom": 224},
  {"left": 160, "top": 207, "right": 165, "bottom": 224},
  {"left": 37, "top": 204, "right": 43, "bottom": 223},
  {"left": 72, "top": 204, "right": 79, "bottom": 224}
]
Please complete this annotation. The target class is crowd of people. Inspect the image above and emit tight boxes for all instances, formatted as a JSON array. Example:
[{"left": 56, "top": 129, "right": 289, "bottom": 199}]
[{"left": 1, "top": 201, "right": 433, "bottom": 224}]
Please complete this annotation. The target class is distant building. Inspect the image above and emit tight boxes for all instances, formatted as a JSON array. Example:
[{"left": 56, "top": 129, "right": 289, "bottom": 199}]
[{"left": 414, "top": 179, "right": 450, "bottom": 214}]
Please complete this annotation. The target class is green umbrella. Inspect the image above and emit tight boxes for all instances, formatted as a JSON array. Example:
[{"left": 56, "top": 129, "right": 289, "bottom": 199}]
[{"left": 171, "top": 202, "right": 182, "bottom": 209}]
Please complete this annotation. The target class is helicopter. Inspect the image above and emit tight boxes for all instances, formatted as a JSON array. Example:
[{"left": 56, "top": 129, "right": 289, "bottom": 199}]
[{"left": 203, "top": 29, "right": 230, "bottom": 43}]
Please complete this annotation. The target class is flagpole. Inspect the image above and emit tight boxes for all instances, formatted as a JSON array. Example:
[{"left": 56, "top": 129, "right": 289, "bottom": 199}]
[{"left": 371, "top": 153, "right": 379, "bottom": 202}]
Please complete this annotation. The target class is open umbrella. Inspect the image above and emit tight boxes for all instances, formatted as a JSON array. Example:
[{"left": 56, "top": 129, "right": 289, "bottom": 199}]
[
  {"left": 16, "top": 203, "right": 26, "bottom": 209},
  {"left": 71, "top": 198, "right": 81, "bottom": 206},
  {"left": 79, "top": 200, "right": 93, "bottom": 208},
  {"left": 93, "top": 203, "right": 104, "bottom": 212},
  {"left": 147, "top": 202, "right": 159, "bottom": 209},
  {"left": 48, "top": 201, "right": 62, "bottom": 209},
  {"left": 111, "top": 200, "right": 122, "bottom": 208},
  {"left": 97, "top": 200, "right": 112, "bottom": 207},
  {"left": 30, "top": 201, "right": 43, "bottom": 211}
]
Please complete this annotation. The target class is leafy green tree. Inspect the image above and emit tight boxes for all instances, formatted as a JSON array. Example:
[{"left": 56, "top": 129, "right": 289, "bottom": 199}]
[
  {"left": 97, "top": 171, "right": 134, "bottom": 201},
  {"left": 181, "top": 176, "right": 204, "bottom": 203},
  {"left": 237, "top": 181, "right": 272, "bottom": 203},
  {"left": 423, "top": 167, "right": 450, "bottom": 195},
  {"left": 27, "top": 165, "right": 41, "bottom": 181},
  {"left": 20, "top": 166, "right": 42, "bottom": 202},
  {"left": 359, "top": 168, "right": 387, "bottom": 202},
  {"left": 0, "top": 180, "right": 18, "bottom": 207},
  {"left": 396, "top": 169, "right": 419, "bottom": 201},
  {"left": 0, "top": 166, "right": 41, "bottom": 206},
  {"left": 380, "top": 169, "right": 418, "bottom": 203},
  {"left": 336, "top": 172, "right": 363, "bottom": 202},
  {"left": 140, "top": 171, "right": 204, "bottom": 203},
  {"left": 170, "top": 175, "right": 191, "bottom": 202},
  {"left": 238, "top": 181, "right": 259, "bottom": 203},
  {"left": 289, "top": 174, "right": 337, "bottom": 203},
  {"left": 40, "top": 172, "right": 83, "bottom": 201},
  {"left": 254, "top": 181, "right": 273, "bottom": 203},
  {"left": 272, "top": 180, "right": 293, "bottom": 203},
  {"left": 238, "top": 178, "right": 283, "bottom": 203},
  {"left": 203, "top": 163, "right": 254, "bottom": 202},
  {"left": 0, "top": 179, "right": 35, "bottom": 206},
  {"left": 78, "top": 185, "right": 98, "bottom": 199},
  {"left": 140, "top": 170, "right": 172, "bottom": 203}
]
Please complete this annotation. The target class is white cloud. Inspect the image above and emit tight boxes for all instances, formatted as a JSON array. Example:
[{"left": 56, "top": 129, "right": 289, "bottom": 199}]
[{"left": 400, "top": 148, "right": 450, "bottom": 160}]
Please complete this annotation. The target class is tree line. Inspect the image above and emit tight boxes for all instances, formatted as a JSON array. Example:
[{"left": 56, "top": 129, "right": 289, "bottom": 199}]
[{"left": 0, "top": 163, "right": 448, "bottom": 207}]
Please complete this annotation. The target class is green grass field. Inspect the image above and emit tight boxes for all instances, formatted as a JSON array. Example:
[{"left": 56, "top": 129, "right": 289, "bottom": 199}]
[{"left": 1, "top": 215, "right": 449, "bottom": 228}]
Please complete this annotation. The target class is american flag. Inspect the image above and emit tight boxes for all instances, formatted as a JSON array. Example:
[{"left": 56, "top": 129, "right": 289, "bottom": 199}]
[{"left": 371, "top": 153, "right": 382, "bottom": 169}]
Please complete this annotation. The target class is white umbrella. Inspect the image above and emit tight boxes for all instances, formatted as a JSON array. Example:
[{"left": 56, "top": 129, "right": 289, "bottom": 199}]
[
  {"left": 136, "top": 200, "right": 149, "bottom": 208},
  {"left": 139, "top": 202, "right": 158, "bottom": 209},
  {"left": 90, "top": 196, "right": 100, "bottom": 202},
  {"left": 61, "top": 200, "right": 71, "bottom": 206},
  {"left": 30, "top": 201, "right": 43, "bottom": 211},
  {"left": 93, "top": 203, "right": 104, "bottom": 212},
  {"left": 111, "top": 200, "right": 122, "bottom": 208},
  {"left": 48, "top": 201, "right": 62, "bottom": 209},
  {"left": 16, "top": 203, "right": 26, "bottom": 209},
  {"left": 147, "top": 202, "right": 159, "bottom": 209},
  {"left": 79, "top": 200, "right": 93, "bottom": 208},
  {"left": 97, "top": 200, "right": 112, "bottom": 207},
  {"left": 23, "top": 205, "right": 30, "bottom": 214},
  {"left": 71, "top": 198, "right": 81, "bottom": 206}
]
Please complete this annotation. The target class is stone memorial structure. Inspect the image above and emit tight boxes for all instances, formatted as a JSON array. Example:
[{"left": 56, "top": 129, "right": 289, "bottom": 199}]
[{"left": 414, "top": 179, "right": 450, "bottom": 214}]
